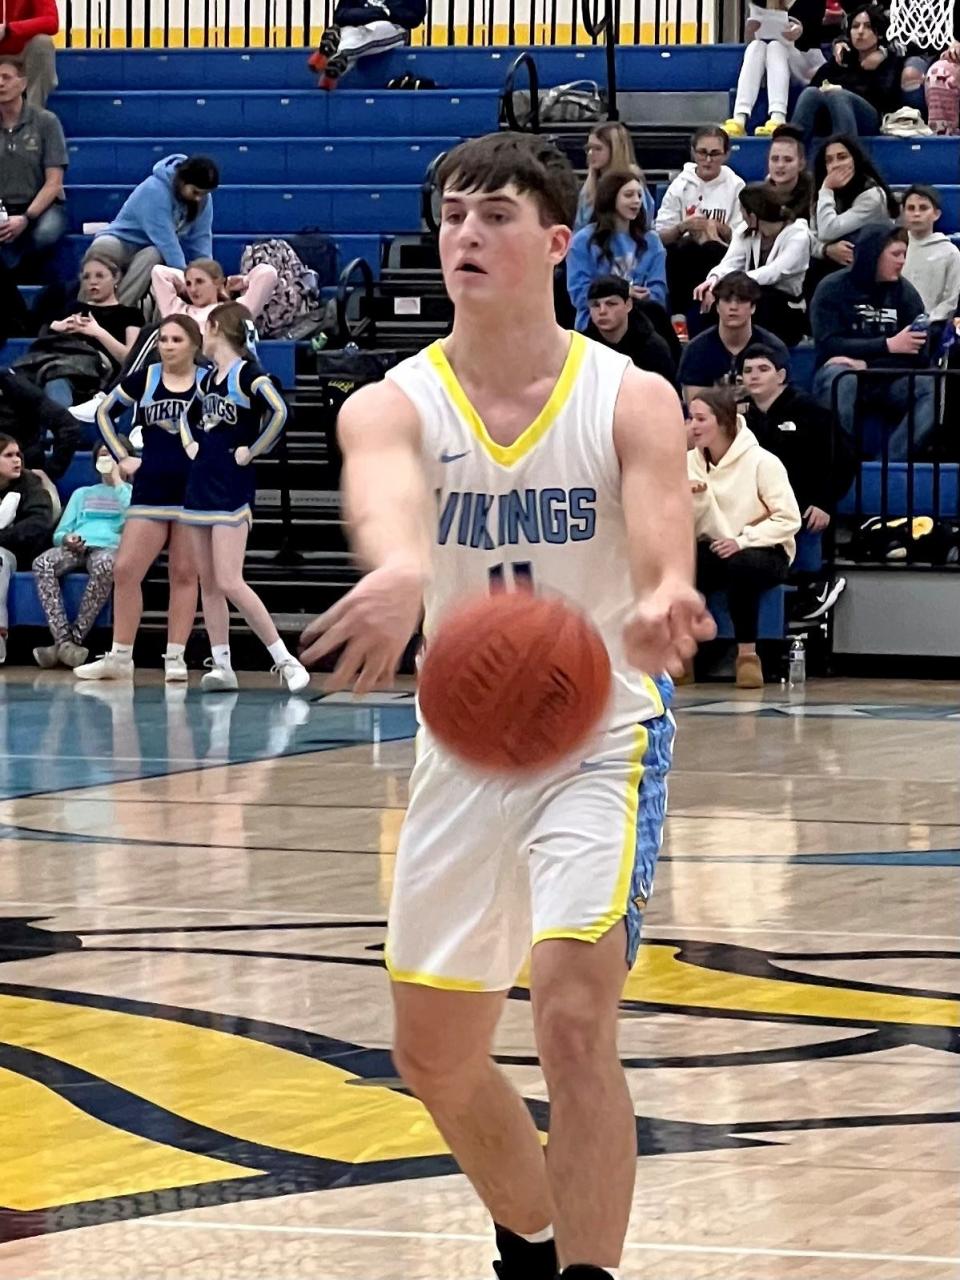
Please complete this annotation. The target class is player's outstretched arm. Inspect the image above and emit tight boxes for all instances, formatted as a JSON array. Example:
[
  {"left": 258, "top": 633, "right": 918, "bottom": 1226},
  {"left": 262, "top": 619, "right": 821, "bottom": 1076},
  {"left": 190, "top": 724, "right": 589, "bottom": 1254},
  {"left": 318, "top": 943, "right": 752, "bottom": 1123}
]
[
  {"left": 614, "top": 369, "right": 716, "bottom": 677},
  {"left": 299, "top": 380, "right": 430, "bottom": 692}
]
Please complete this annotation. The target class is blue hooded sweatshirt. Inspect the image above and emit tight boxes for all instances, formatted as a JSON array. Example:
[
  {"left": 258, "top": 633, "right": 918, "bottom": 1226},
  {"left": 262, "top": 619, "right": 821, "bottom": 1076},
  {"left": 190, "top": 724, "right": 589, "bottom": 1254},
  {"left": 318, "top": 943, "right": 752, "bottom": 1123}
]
[
  {"left": 810, "top": 223, "right": 926, "bottom": 370},
  {"left": 566, "top": 224, "right": 668, "bottom": 331},
  {"left": 96, "top": 154, "right": 214, "bottom": 270}
]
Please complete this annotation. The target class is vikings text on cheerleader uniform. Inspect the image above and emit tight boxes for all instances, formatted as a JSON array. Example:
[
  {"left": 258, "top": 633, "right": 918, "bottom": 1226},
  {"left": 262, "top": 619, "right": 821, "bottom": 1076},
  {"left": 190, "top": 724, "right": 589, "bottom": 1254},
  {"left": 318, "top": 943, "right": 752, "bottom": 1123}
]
[{"left": 178, "top": 360, "right": 287, "bottom": 527}]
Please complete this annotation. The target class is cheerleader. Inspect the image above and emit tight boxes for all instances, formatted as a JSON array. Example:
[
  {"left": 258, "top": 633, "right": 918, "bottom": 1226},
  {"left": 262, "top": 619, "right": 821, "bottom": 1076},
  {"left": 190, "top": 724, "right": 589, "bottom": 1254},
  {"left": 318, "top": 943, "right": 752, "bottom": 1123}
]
[
  {"left": 180, "top": 302, "right": 309, "bottom": 693},
  {"left": 75, "top": 314, "right": 204, "bottom": 683}
]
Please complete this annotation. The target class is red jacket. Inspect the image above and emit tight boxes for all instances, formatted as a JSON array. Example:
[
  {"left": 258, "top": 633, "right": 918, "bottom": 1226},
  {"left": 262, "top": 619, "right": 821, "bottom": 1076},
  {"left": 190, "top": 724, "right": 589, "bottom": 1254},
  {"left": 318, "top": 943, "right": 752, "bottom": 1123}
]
[{"left": 0, "top": 0, "right": 59, "bottom": 54}]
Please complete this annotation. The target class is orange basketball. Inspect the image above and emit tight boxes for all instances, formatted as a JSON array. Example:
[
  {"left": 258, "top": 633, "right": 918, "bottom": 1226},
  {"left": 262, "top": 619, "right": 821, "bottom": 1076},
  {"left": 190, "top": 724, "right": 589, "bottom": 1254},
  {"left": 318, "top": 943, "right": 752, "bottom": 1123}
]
[{"left": 418, "top": 591, "right": 612, "bottom": 774}]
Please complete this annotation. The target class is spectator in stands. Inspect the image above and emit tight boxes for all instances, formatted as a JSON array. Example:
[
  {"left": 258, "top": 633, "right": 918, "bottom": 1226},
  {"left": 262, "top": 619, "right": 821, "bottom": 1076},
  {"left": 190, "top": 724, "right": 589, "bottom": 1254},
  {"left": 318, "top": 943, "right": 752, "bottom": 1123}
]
[
  {"left": 0, "top": 432, "right": 54, "bottom": 662},
  {"left": 151, "top": 258, "right": 279, "bottom": 326},
  {"left": 766, "top": 125, "right": 814, "bottom": 221},
  {"left": 584, "top": 276, "right": 677, "bottom": 383},
  {"left": 32, "top": 438, "right": 132, "bottom": 670},
  {"left": 574, "top": 123, "right": 654, "bottom": 230},
  {"left": 902, "top": 184, "right": 960, "bottom": 325},
  {"left": 903, "top": 14, "right": 960, "bottom": 121},
  {"left": 93, "top": 155, "right": 220, "bottom": 307},
  {"left": 688, "top": 387, "right": 801, "bottom": 688},
  {"left": 0, "top": 0, "right": 57, "bottom": 107},
  {"left": 723, "top": 0, "right": 825, "bottom": 138},
  {"left": 74, "top": 315, "right": 204, "bottom": 684},
  {"left": 0, "top": 367, "right": 79, "bottom": 484},
  {"left": 790, "top": 4, "right": 903, "bottom": 144},
  {"left": 679, "top": 272, "right": 790, "bottom": 400},
  {"left": 693, "top": 183, "right": 811, "bottom": 346},
  {"left": 655, "top": 126, "right": 745, "bottom": 327},
  {"left": 0, "top": 55, "right": 66, "bottom": 279},
  {"left": 809, "top": 134, "right": 896, "bottom": 275},
  {"left": 811, "top": 224, "right": 935, "bottom": 459},
  {"left": 23, "top": 251, "right": 142, "bottom": 411},
  {"left": 308, "top": 0, "right": 426, "bottom": 89},
  {"left": 567, "top": 170, "right": 667, "bottom": 331},
  {"left": 742, "top": 342, "right": 852, "bottom": 620}
]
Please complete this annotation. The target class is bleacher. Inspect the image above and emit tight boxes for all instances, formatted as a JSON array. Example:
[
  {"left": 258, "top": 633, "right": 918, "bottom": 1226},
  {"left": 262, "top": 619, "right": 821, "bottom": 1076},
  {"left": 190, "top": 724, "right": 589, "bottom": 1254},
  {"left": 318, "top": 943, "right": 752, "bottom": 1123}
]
[{"left": 2, "top": 38, "right": 956, "bottom": 661}]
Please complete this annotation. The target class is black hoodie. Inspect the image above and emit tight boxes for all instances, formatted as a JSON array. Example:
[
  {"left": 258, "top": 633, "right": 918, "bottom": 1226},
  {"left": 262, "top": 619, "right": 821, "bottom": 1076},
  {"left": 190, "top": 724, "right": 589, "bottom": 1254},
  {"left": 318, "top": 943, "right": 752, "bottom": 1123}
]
[
  {"left": 745, "top": 383, "right": 856, "bottom": 511},
  {"left": 585, "top": 310, "right": 677, "bottom": 385},
  {"left": 810, "top": 224, "right": 926, "bottom": 369}
]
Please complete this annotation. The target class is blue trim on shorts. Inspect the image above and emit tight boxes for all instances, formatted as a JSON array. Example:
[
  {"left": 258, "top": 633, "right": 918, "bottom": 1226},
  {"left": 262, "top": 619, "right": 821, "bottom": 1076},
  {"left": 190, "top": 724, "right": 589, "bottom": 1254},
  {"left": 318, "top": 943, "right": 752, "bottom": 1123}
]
[{"left": 625, "top": 711, "right": 675, "bottom": 967}]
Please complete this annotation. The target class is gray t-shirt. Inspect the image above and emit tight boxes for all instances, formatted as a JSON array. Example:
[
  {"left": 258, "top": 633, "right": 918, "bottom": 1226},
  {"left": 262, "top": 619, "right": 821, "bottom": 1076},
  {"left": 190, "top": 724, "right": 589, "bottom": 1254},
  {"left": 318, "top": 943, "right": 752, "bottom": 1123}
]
[{"left": 0, "top": 105, "right": 68, "bottom": 211}]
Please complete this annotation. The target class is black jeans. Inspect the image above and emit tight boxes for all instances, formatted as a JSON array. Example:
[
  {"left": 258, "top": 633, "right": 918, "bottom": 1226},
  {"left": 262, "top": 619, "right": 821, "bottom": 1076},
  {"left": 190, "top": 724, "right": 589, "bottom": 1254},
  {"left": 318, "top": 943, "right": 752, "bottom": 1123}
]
[{"left": 697, "top": 542, "right": 790, "bottom": 642}]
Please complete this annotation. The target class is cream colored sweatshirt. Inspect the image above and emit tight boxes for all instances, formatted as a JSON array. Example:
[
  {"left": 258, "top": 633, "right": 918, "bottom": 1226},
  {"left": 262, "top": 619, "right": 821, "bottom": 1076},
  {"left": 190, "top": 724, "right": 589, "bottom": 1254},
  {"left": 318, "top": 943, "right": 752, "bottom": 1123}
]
[{"left": 687, "top": 422, "right": 801, "bottom": 563}]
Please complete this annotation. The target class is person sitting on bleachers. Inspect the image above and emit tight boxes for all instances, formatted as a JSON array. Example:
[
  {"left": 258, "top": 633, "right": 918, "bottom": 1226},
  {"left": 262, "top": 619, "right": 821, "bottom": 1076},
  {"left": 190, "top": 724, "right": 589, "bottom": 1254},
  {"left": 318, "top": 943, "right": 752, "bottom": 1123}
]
[
  {"left": 574, "top": 123, "right": 655, "bottom": 230},
  {"left": 902, "top": 11, "right": 960, "bottom": 121},
  {"left": 693, "top": 183, "right": 811, "bottom": 346},
  {"left": 766, "top": 125, "right": 814, "bottom": 220},
  {"left": 0, "top": 431, "right": 53, "bottom": 662},
  {"left": 92, "top": 155, "right": 219, "bottom": 307},
  {"left": 31, "top": 436, "right": 132, "bottom": 670},
  {"left": 902, "top": 185, "right": 960, "bottom": 326},
  {"left": 655, "top": 126, "right": 745, "bottom": 325},
  {"left": 723, "top": 0, "right": 825, "bottom": 139},
  {"left": 687, "top": 386, "right": 801, "bottom": 688},
  {"left": 679, "top": 272, "right": 790, "bottom": 401},
  {"left": 0, "top": 0, "right": 57, "bottom": 108},
  {"left": 567, "top": 170, "right": 667, "bottom": 332},
  {"left": 808, "top": 134, "right": 896, "bottom": 288},
  {"left": 0, "top": 367, "right": 79, "bottom": 485},
  {"left": 811, "top": 223, "right": 935, "bottom": 460},
  {"left": 790, "top": 4, "right": 903, "bottom": 144},
  {"left": 583, "top": 276, "right": 677, "bottom": 384},
  {"left": 0, "top": 55, "right": 66, "bottom": 280},
  {"left": 308, "top": 0, "right": 425, "bottom": 90},
  {"left": 151, "top": 258, "right": 279, "bottom": 326},
  {"left": 17, "top": 251, "right": 142, "bottom": 413}
]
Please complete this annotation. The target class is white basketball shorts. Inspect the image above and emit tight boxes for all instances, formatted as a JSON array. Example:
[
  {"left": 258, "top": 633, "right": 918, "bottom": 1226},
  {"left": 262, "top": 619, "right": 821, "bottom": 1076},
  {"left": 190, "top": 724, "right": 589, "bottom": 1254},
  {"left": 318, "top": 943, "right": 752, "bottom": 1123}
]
[{"left": 386, "top": 710, "right": 676, "bottom": 992}]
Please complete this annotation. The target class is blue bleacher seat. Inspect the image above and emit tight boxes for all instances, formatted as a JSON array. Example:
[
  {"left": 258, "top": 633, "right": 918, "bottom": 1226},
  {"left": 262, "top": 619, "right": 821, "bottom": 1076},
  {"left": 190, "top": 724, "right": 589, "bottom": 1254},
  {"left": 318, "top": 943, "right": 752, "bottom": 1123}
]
[
  {"left": 837, "top": 463, "right": 960, "bottom": 518},
  {"left": 56, "top": 233, "right": 382, "bottom": 279},
  {"left": 729, "top": 136, "right": 960, "bottom": 188},
  {"left": 8, "top": 571, "right": 111, "bottom": 629}
]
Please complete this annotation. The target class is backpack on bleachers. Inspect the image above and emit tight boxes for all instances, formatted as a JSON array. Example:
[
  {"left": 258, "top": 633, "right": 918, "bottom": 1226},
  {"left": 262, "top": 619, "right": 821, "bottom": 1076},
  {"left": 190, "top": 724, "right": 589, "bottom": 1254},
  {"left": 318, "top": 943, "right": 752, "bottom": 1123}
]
[{"left": 240, "top": 239, "right": 323, "bottom": 338}]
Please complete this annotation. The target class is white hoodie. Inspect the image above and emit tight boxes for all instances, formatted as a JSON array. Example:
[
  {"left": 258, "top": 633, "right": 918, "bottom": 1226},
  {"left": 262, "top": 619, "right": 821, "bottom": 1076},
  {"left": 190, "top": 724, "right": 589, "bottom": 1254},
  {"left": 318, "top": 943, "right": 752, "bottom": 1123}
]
[
  {"left": 656, "top": 163, "right": 746, "bottom": 235},
  {"left": 904, "top": 232, "right": 960, "bottom": 323},
  {"left": 688, "top": 422, "right": 801, "bottom": 563},
  {"left": 706, "top": 219, "right": 811, "bottom": 299}
]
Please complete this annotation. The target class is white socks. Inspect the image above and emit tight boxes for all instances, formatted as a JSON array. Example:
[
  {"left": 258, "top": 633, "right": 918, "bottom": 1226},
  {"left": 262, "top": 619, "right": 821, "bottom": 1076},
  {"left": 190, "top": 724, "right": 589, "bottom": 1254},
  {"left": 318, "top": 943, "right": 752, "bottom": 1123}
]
[
  {"left": 165, "top": 643, "right": 185, "bottom": 659},
  {"left": 212, "top": 644, "right": 232, "bottom": 670},
  {"left": 111, "top": 643, "right": 133, "bottom": 659},
  {"left": 518, "top": 1225, "right": 555, "bottom": 1245},
  {"left": 267, "top": 639, "right": 294, "bottom": 664}
]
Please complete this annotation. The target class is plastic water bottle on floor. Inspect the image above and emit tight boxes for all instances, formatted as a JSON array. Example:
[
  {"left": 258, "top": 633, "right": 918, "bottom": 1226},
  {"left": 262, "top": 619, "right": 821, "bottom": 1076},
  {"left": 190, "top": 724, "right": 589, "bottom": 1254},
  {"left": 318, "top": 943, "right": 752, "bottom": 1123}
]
[{"left": 788, "top": 636, "right": 806, "bottom": 689}]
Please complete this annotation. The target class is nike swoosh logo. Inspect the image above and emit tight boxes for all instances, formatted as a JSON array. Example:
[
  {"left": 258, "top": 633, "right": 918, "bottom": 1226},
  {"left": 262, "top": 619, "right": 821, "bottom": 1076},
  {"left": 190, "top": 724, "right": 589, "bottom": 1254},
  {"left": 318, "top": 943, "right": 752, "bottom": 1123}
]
[{"left": 440, "top": 451, "right": 469, "bottom": 463}]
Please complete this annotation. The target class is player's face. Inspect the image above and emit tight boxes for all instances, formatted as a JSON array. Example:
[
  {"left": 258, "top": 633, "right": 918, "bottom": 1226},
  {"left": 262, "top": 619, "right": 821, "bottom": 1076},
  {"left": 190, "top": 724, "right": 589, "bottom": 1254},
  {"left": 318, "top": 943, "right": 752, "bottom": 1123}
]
[
  {"left": 768, "top": 142, "right": 802, "bottom": 187},
  {"left": 185, "top": 268, "right": 220, "bottom": 306},
  {"left": 0, "top": 441, "right": 23, "bottom": 482},
  {"left": 742, "top": 358, "right": 784, "bottom": 400},
  {"left": 159, "top": 323, "right": 197, "bottom": 369},
  {"left": 687, "top": 400, "right": 725, "bottom": 451},
  {"left": 876, "top": 239, "right": 907, "bottom": 281},
  {"left": 438, "top": 184, "right": 571, "bottom": 306},
  {"left": 904, "top": 195, "right": 938, "bottom": 235},
  {"left": 850, "top": 11, "right": 878, "bottom": 51},
  {"left": 81, "top": 262, "right": 116, "bottom": 303},
  {"left": 0, "top": 63, "right": 26, "bottom": 105},
  {"left": 588, "top": 294, "right": 631, "bottom": 335}
]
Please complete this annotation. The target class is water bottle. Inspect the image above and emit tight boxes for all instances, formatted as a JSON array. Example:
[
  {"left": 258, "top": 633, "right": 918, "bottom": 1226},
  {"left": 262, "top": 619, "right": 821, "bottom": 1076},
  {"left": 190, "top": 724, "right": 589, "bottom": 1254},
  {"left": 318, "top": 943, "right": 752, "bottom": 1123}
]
[
  {"left": 0, "top": 202, "right": 8, "bottom": 227},
  {"left": 787, "top": 636, "right": 806, "bottom": 689}
]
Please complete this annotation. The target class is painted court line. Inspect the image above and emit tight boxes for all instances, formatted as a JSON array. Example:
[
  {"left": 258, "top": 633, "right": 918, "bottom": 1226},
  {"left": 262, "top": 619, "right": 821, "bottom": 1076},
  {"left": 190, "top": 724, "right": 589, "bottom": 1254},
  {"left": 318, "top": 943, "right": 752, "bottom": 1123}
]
[
  {"left": 0, "top": 900, "right": 371, "bottom": 920},
  {"left": 146, "top": 1220, "right": 959, "bottom": 1266}
]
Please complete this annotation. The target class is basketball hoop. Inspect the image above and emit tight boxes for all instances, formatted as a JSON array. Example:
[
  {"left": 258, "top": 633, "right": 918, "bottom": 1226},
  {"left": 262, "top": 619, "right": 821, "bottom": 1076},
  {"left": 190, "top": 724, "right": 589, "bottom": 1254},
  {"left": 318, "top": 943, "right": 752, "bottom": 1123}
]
[{"left": 888, "top": 0, "right": 955, "bottom": 52}]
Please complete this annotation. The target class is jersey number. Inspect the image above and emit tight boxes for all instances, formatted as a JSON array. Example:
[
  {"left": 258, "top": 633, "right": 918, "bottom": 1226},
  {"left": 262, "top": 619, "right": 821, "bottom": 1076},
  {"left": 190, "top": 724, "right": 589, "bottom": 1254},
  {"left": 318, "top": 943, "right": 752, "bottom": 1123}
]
[{"left": 489, "top": 561, "right": 534, "bottom": 593}]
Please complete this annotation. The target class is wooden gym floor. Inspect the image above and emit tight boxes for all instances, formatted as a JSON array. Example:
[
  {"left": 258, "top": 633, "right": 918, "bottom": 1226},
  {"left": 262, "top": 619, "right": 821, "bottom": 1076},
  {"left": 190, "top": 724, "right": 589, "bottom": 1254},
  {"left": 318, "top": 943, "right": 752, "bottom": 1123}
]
[{"left": 0, "top": 671, "right": 957, "bottom": 1280}]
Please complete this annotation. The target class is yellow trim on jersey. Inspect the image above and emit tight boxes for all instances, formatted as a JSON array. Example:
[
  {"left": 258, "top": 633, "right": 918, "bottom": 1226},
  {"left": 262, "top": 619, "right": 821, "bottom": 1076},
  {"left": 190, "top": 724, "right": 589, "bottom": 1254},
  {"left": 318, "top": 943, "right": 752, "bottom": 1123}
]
[
  {"left": 642, "top": 675, "right": 665, "bottom": 718},
  {"left": 531, "top": 723, "right": 648, "bottom": 948},
  {"left": 426, "top": 331, "right": 588, "bottom": 468},
  {"left": 385, "top": 953, "right": 489, "bottom": 993}
]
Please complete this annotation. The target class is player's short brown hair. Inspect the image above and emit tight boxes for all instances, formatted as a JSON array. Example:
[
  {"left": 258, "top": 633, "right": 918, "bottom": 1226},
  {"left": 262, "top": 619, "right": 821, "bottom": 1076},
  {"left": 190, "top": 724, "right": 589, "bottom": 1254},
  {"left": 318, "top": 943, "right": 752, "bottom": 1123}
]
[{"left": 437, "top": 131, "right": 579, "bottom": 229}]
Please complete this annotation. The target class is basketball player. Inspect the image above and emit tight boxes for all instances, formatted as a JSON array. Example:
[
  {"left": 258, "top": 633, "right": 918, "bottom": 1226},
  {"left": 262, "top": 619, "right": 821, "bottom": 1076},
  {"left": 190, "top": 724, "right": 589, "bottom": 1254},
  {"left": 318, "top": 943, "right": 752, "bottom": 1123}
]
[{"left": 299, "top": 132, "right": 715, "bottom": 1280}]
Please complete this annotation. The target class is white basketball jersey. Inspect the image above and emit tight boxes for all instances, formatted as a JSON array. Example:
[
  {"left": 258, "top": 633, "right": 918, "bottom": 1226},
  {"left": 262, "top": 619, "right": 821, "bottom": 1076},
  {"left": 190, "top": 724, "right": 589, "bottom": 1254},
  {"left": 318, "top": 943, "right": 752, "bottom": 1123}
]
[{"left": 386, "top": 330, "right": 668, "bottom": 724}]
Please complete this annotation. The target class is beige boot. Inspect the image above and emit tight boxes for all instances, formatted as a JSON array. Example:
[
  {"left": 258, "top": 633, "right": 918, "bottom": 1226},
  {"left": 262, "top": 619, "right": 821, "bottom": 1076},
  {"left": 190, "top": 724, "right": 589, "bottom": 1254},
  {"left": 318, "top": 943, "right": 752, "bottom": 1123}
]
[{"left": 735, "top": 653, "right": 764, "bottom": 688}]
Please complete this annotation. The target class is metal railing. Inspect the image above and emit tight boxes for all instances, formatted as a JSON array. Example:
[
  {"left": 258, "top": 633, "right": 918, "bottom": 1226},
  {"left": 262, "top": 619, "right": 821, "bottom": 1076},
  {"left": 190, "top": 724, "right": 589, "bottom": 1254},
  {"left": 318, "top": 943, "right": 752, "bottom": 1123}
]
[{"left": 56, "top": 0, "right": 723, "bottom": 48}]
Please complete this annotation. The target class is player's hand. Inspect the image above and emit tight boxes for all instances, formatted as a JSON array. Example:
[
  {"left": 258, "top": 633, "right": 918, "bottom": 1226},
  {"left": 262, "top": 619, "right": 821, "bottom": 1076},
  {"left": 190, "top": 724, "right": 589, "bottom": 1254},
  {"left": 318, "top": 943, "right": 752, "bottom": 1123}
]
[
  {"left": 184, "top": 441, "right": 199, "bottom": 460},
  {"left": 118, "top": 456, "right": 141, "bottom": 478},
  {"left": 823, "top": 160, "right": 854, "bottom": 191},
  {"left": 623, "top": 579, "right": 716, "bottom": 678},
  {"left": 234, "top": 445, "right": 252, "bottom": 466},
  {"left": 298, "top": 559, "right": 425, "bottom": 694}
]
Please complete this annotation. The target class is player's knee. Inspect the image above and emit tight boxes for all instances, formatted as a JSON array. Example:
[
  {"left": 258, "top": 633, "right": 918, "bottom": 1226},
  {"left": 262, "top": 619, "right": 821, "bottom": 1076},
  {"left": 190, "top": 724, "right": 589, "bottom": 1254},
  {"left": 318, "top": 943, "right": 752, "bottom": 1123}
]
[
  {"left": 213, "top": 570, "right": 243, "bottom": 598},
  {"left": 535, "top": 984, "right": 616, "bottom": 1080},
  {"left": 169, "top": 561, "right": 198, "bottom": 592},
  {"left": 393, "top": 1026, "right": 485, "bottom": 1098},
  {"left": 901, "top": 67, "right": 924, "bottom": 90},
  {"left": 112, "top": 556, "right": 139, "bottom": 589}
]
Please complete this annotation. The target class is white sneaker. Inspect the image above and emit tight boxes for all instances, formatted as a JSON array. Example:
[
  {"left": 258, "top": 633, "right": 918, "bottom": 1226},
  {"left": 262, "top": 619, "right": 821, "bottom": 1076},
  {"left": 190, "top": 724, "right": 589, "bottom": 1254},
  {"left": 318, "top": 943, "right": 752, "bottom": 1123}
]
[
  {"left": 201, "top": 658, "right": 239, "bottom": 692},
  {"left": 74, "top": 651, "right": 134, "bottom": 681},
  {"left": 273, "top": 657, "right": 310, "bottom": 693},
  {"left": 69, "top": 391, "right": 107, "bottom": 423},
  {"left": 163, "top": 651, "right": 189, "bottom": 683}
]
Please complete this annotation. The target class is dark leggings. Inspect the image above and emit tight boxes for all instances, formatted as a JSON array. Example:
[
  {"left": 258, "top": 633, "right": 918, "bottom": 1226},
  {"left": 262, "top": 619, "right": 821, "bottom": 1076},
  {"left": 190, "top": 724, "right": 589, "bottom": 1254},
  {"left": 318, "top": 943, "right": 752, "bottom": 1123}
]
[{"left": 697, "top": 542, "right": 790, "bottom": 642}]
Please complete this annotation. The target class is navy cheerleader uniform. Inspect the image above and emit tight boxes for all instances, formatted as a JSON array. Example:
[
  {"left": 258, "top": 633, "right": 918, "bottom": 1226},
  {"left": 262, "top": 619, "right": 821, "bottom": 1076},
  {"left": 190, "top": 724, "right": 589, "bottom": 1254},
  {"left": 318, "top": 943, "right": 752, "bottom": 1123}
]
[
  {"left": 97, "top": 365, "right": 206, "bottom": 521},
  {"left": 179, "top": 359, "right": 287, "bottom": 527}
]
